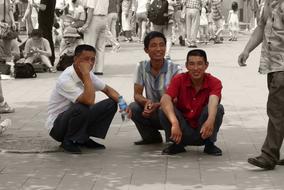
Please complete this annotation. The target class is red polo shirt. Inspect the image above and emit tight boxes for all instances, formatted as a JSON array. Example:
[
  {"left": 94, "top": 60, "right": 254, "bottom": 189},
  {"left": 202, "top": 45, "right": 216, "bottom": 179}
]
[{"left": 166, "top": 73, "right": 222, "bottom": 128}]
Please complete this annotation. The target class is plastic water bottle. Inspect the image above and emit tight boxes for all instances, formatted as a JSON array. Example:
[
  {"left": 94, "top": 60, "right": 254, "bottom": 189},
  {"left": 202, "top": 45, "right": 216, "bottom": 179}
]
[{"left": 118, "top": 96, "right": 128, "bottom": 121}]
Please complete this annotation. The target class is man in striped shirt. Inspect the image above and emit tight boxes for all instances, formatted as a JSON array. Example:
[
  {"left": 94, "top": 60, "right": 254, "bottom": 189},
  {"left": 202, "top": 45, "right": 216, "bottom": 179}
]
[{"left": 129, "top": 31, "right": 182, "bottom": 145}]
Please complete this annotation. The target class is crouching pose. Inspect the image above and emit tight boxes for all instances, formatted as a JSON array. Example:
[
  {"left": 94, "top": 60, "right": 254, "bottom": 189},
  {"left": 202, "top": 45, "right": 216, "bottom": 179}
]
[
  {"left": 159, "top": 49, "right": 224, "bottom": 155},
  {"left": 46, "top": 44, "right": 131, "bottom": 154}
]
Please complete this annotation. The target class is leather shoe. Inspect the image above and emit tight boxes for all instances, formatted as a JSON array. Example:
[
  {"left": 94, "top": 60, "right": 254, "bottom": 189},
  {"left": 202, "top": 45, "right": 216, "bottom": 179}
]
[
  {"left": 204, "top": 143, "right": 222, "bottom": 156},
  {"left": 277, "top": 159, "right": 284, "bottom": 165},
  {"left": 134, "top": 138, "right": 162, "bottom": 145},
  {"left": 61, "top": 140, "right": 82, "bottom": 154},
  {"left": 81, "top": 139, "right": 105, "bottom": 149},
  {"left": 162, "top": 144, "right": 186, "bottom": 155},
  {"left": 248, "top": 156, "right": 275, "bottom": 170}
]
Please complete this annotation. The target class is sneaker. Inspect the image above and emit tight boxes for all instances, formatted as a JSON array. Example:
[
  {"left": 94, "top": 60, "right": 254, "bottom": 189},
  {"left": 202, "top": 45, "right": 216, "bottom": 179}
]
[
  {"left": 134, "top": 137, "right": 163, "bottom": 145},
  {"left": 61, "top": 140, "right": 82, "bottom": 154},
  {"left": 49, "top": 67, "right": 57, "bottom": 73},
  {"left": 204, "top": 143, "right": 222, "bottom": 156},
  {"left": 112, "top": 44, "right": 121, "bottom": 53},
  {"left": 248, "top": 156, "right": 275, "bottom": 170},
  {"left": 0, "top": 102, "right": 15, "bottom": 114},
  {"left": 0, "top": 119, "right": 11, "bottom": 135},
  {"left": 162, "top": 143, "right": 186, "bottom": 155},
  {"left": 82, "top": 138, "right": 105, "bottom": 149}
]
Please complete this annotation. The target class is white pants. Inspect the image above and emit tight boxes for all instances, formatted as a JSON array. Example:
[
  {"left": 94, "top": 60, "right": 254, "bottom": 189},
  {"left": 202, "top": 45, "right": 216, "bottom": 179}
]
[{"left": 84, "top": 15, "right": 107, "bottom": 73}]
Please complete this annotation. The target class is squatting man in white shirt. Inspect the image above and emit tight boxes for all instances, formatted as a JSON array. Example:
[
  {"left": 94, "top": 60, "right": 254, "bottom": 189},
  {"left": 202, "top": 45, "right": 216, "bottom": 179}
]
[{"left": 46, "top": 44, "right": 131, "bottom": 154}]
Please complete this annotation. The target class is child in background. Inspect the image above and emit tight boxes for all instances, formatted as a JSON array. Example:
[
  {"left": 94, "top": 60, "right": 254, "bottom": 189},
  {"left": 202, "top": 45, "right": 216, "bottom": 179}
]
[
  {"left": 227, "top": 1, "right": 239, "bottom": 41},
  {"left": 199, "top": 5, "right": 209, "bottom": 44}
]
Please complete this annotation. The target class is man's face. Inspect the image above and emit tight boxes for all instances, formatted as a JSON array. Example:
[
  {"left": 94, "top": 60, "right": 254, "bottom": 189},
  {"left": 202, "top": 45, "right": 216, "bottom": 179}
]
[
  {"left": 74, "top": 50, "right": 96, "bottom": 71},
  {"left": 144, "top": 37, "right": 166, "bottom": 61},
  {"left": 186, "top": 56, "right": 208, "bottom": 80}
]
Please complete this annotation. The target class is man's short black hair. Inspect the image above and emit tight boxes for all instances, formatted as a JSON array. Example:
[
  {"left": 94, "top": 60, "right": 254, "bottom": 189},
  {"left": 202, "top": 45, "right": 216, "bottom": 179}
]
[
  {"left": 144, "top": 31, "right": 167, "bottom": 49},
  {"left": 30, "top": 29, "right": 43, "bottom": 38},
  {"left": 74, "top": 44, "right": 96, "bottom": 56},
  {"left": 186, "top": 49, "right": 208, "bottom": 64}
]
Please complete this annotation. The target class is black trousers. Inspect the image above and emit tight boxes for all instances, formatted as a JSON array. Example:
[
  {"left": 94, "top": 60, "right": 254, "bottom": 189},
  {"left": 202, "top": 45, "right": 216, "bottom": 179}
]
[
  {"left": 50, "top": 98, "right": 117, "bottom": 143},
  {"left": 159, "top": 104, "right": 224, "bottom": 146}
]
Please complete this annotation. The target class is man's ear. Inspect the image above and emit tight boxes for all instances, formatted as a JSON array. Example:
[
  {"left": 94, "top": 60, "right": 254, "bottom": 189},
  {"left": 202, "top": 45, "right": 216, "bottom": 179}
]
[{"left": 144, "top": 48, "right": 148, "bottom": 54}]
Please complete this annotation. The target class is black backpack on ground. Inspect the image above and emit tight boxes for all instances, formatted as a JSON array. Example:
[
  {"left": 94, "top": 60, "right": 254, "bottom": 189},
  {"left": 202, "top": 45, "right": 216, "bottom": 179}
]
[
  {"left": 14, "top": 63, "right": 37, "bottom": 78},
  {"left": 56, "top": 54, "right": 74, "bottom": 71},
  {"left": 147, "top": 0, "right": 169, "bottom": 25}
]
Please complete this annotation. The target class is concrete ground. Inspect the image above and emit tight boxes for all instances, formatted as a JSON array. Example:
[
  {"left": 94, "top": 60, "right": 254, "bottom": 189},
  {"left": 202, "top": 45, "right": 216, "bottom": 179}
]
[{"left": 0, "top": 34, "right": 284, "bottom": 190}]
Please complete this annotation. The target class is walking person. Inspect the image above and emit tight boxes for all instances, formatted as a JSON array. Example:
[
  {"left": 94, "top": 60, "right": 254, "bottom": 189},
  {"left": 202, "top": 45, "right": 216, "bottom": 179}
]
[
  {"left": 79, "top": 0, "right": 109, "bottom": 75},
  {"left": 47, "top": 44, "right": 131, "bottom": 154},
  {"left": 38, "top": 0, "right": 56, "bottom": 66},
  {"left": 184, "top": 0, "right": 203, "bottom": 48},
  {"left": 227, "top": 1, "right": 239, "bottom": 41},
  {"left": 238, "top": 0, "right": 284, "bottom": 170},
  {"left": 106, "top": 0, "right": 120, "bottom": 52}
]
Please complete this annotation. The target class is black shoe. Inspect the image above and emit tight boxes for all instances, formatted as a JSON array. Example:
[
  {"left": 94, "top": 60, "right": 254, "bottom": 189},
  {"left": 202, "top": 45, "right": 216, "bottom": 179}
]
[
  {"left": 134, "top": 138, "right": 162, "bottom": 145},
  {"left": 204, "top": 143, "right": 222, "bottom": 156},
  {"left": 61, "top": 140, "right": 82, "bottom": 154},
  {"left": 94, "top": 72, "right": 103, "bottom": 75},
  {"left": 248, "top": 156, "right": 275, "bottom": 170},
  {"left": 82, "top": 139, "right": 106, "bottom": 149},
  {"left": 277, "top": 159, "right": 284, "bottom": 165},
  {"left": 162, "top": 144, "right": 186, "bottom": 155}
]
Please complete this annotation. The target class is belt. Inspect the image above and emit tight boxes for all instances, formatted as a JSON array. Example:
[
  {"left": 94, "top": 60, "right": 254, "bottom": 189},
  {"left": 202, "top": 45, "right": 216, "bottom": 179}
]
[{"left": 93, "top": 14, "right": 106, "bottom": 16}]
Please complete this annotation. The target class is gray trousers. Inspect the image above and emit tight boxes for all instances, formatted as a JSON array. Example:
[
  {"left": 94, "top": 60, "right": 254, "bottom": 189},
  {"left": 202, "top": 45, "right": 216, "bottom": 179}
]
[
  {"left": 261, "top": 71, "right": 284, "bottom": 164},
  {"left": 159, "top": 105, "right": 224, "bottom": 146},
  {"left": 129, "top": 102, "right": 163, "bottom": 141},
  {"left": 50, "top": 98, "right": 117, "bottom": 143},
  {"left": 0, "top": 80, "right": 4, "bottom": 103}
]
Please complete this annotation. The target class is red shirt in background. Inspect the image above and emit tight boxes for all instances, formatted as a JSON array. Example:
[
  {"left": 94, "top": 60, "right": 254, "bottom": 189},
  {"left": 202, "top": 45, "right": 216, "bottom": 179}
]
[{"left": 166, "top": 73, "right": 222, "bottom": 128}]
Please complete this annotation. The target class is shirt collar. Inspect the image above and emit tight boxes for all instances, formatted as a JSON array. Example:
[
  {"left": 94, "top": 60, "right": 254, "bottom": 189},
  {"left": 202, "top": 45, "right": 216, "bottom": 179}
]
[
  {"left": 145, "top": 59, "right": 169, "bottom": 74},
  {"left": 186, "top": 73, "right": 209, "bottom": 89},
  {"left": 70, "top": 66, "right": 81, "bottom": 83}
]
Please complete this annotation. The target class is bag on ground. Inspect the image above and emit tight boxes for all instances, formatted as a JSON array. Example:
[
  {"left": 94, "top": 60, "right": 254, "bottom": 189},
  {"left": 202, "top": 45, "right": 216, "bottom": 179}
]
[
  {"left": 56, "top": 54, "right": 73, "bottom": 71},
  {"left": 14, "top": 63, "right": 37, "bottom": 78}
]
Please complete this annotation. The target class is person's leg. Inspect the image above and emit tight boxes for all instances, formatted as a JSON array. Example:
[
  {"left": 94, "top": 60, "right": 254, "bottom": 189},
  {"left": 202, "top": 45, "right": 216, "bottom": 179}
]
[
  {"left": 50, "top": 103, "right": 90, "bottom": 143},
  {"left": 249, "top": 72, "right": 284, "bottom": 169},
  {"left": 190, "top": 9, "right": 200, "bottom": 47},
  {"left": 186, "top": 8, "right": 192, "bottom": 45},
  {"left": 40, "top": 55, "right": 55, "bottom": 72},
  {"left": 164, "top": 23, "right": 173, "bottom": 59},
  {"left": 87, "top": 98, "right": 117, "bottom": 139},
  {"left": 129, "top": 102, "right": 163, "bottom": 144},
  {"left": 94, "top": 16, "right": 107, "bottom": 74},
  {"left": 0, "top": 80, "right": 14, "bottom": 113},
  {"left": 198, "top": 104, "right": 224, "bottom": 144}
]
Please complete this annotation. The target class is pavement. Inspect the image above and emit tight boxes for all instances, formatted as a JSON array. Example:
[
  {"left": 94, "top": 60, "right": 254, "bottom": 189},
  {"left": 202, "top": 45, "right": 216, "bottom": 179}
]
[{"left": 0, "top": 33, "right": 284, "bottom": 190}]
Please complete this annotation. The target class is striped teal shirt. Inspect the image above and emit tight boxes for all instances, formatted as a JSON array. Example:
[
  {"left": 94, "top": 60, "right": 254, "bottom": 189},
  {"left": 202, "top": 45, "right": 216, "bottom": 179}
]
[{"left": 134, "top": 59, "right": 182, "bottom": 102}]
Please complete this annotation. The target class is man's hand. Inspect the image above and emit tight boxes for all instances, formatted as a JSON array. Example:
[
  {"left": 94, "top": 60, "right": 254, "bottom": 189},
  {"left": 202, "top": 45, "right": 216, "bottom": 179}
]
[
  {"left": 142, "top": 100, "right": 160, "bottom": 118},
  {"left": 78, "top": 25, "right": 88, "bottom": 33},
  {"left": 78, "top": 61, "right": 91, "bottom": 77},
  {"left": 170, "top": 122, "right": 182, "bottom": 144},
  {"left": 125, "top": 107, "right": 132, "bottom": 119},
  {"left": 238, "top": 51, "right": 249, "bottom": 67},
  {"left": 200, "top": 121, "right": 214, "bottom": 140}
]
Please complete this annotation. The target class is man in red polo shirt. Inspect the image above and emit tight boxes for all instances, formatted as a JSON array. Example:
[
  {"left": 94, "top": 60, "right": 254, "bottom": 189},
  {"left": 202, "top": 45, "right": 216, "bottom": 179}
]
[{"left": 159, "top": 49, "right": 224, "bottom": 155}]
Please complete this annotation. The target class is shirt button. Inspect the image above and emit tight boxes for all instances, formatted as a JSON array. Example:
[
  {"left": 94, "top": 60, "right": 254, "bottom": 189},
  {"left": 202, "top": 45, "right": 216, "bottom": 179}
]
[
  {"left": 191, "top": 110, "right": 194, "bottom": 113},
  {"left": 193, "top": 98, "right": 196, "bottom": 100}
]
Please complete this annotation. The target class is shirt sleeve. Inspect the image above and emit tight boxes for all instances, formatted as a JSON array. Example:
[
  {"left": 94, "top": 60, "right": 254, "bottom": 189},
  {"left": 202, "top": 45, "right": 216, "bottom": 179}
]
[
  {"left": 56, "top": 79, "right": 82, "bottom": 103},
  {"left": 134, "top": 61, "right": 144, "bottom": 86},
  {"left": 166, "top": 74, "right": 181, "bottom": 98},
  {"left": 90, "top": 73, "right": 106, "bottom": 91},
  {"left": 209, "top": 77, "right": 222, "bottom": 98}
]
